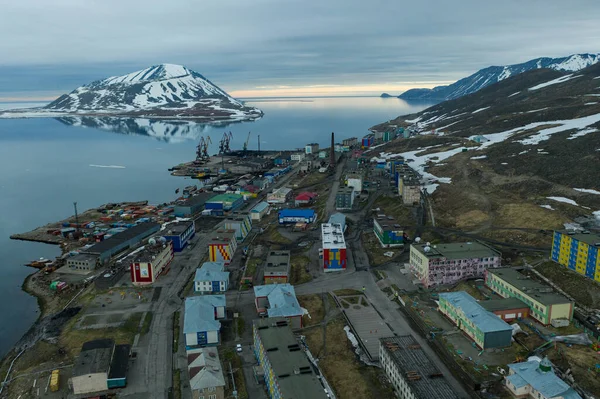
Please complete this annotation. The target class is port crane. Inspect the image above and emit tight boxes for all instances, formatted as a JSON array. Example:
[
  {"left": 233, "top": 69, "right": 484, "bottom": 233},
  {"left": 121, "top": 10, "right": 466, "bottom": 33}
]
[
  {"left": 195, "top": 136, "right": 212, "bottom": 162},
  {"left": 243, "top": 132, "right": 251, "bottom": 152},
  {"left": 219, "top": 131, "right": 233, "bottom": 154}
]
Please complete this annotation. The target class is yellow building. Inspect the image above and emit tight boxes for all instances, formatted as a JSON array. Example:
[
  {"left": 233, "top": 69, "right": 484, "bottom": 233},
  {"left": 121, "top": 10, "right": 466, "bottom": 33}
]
[
  {"left": 485, "top": 268, "right": 574, "bottom": 326},
  {"left": 551, "top": 230, "right": 600, "bottom": 282}
]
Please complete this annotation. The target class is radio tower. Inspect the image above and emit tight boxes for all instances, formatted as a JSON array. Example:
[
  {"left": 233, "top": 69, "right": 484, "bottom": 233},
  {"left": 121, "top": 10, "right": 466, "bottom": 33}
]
[{"left": 329, "top": 132, "right": 335, "bottom": 168}]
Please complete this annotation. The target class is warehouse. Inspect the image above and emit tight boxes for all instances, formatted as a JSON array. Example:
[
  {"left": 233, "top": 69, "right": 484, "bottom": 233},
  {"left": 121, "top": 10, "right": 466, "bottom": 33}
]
[
  {"left": 250, "top": 201, "right": 269, "bottom": 221},
  {"left": 335, "top": 187, "right": 355, "bottom": 210},
  {"left": 254, "top": 284, "right": 303, "bottom": 329},
  {"left": 379, "top": 336, "right": 459, "bottom": 399},
  {"left": 480, "top": 297, "right": 530, "bottom": 322},
  {"left": 163, "top": 220, "right": 195, "bottom": 252},
  {"left": 222, "top": 213, "right": 252, "bottom": 242},
  {"left": 322, "top": 223, "right": 347, "bottom": 272},
  {"left": 173, "top": 193, "right": 214, "bottom": 217},
  {"left": 439, "top": 291, "right": 513, "bottom": 349},
  {"left": 373, "top": 216, "right": 404, "bottom": 248},
  {"left": 130, "top": 240, "right": 174, "bottom": 286},
  {"left": 204, "top": 193, "right": 244, "bottom": 215},
  {"left": 485, "top": 268, "right": 574, "bottom": 326},
  {"left": 267, "top": 187, "right": 292, "bottom": 204},
  {"left": 263, "top": 250, "right": 291, "bottom": 284},
  {"left": 184, "top": 296, "right": 226, "bottom": 348},
  {"left": 194, "top": 262, "right": 230, "bottom": 294},
  {"left": 67, "top": 253, "right": 99, "bottom": 271},
  {"left": 208, "top": 230, "right": 237, "bottom": 265},
  {"left": 81, "top": 222, "right": 160, "bottom": 264},
  {"left": 253, "top": 318, "right": 328, "bottom": 399},
  {"left": 278, "top": 209, "right": 316, "bottom": 224}
]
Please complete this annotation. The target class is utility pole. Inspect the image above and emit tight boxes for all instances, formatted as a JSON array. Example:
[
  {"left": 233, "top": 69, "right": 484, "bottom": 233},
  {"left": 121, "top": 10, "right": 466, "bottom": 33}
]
[
  {"left": 258, "top": 134, "right": 261, "bottom": 155},
  {"left": 229, "top": 362, "right": 238, "bottom": 398},
  {"left": 73, "top": 202, "right": 79, "bottom": 232}
]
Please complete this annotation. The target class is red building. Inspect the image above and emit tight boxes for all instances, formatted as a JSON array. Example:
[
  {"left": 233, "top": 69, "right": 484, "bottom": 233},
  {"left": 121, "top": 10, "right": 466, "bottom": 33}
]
[
  {"left": 294, "top": 192, "right": 318, "bottom": 207},
  {"left": 480, "top": 298, "right": 530, "bottom": 322},
  {"left": 130, "top": 240, "right": 174, "bottom": 286}
]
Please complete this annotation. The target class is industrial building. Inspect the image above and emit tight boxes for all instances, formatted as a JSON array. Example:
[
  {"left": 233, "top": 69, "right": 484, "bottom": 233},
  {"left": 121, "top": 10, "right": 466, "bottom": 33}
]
[
  {"left": 187, "top": 347, "right": 226, "bottom": 399},
  {"left": 305, "top": 143, "right": 319, "bottom": 154},
  {"left": 253, "top": 318, "right": 328, "bottom": 399},
  {"left": 480, "top": 297, "right": 530, "bottom": 322},
  {"left": 294, "top": 191, "right": 318, "bottom": 207},
  {"left": 345, "top": 173, "right": 363, "bottom": 192},
  {"left": 222, "top": 213, "right": 252, "bottom": 242},
  {"left": 278, "top": 209, "right": 316, "bottom": 224},
  {"left": 335, "top": 186, "right": 355, "bottom": 210},
  {"left": 485, "top": 268, "right": 574, "bottom": 326},
  {"left": 81, "top": 222, "right": 160, "bottom": 264},
  {"left": 439, "top": 291, "right": 513, "bottom": 349},
  {"left": 67, "top": 253, "right": 99, "bottom": 271},
  {"left": 71, "top": 339, "right": 130, "bottom": 395},
  {"left": 194, "top": 262, "right": 230, "bottom": 294},
  {"left": 409, "top": 242, "right": 502, "bottom": 288},
  {"left": 250, "top": 201, "right": 269, "bottom": 221},
  {"left": 163, "top": 220, "right": 195, "bottom": 252},
  {"left": 379, "top": 336, "right": 459, "bottom": 399},
  {"left": 373, "top": 216, "right": 404, "bottom": 248},
  {"left": 208, "top": 230, "right": 237, "bottom": 266},
  {"left": 264, "top": 250, "right": 291, "bottom": 284},
  {"left": 130, "top": 240, "right": 174, "bottom": 286},
  {"left": 204, "top": 193, "right": 244, "bottom": 215},
  {"left": 173, "top": 193, "right": 214, "bottom": 217},
  {"left": 267, "top": 187, "right": 292, "bottom": 204},
  {"left": 254, "top": 284, "right": 303, "bottom": 329},
  {"left": 505, "top": 357, "right": 581, "bottom": 399},
  {"left": 551, "top": 230, "right": 600, "bottom": 281},
  {"left": 322, "top": 223, "right": 347, "bottom": 272},
  {"left": 184, "top": 296, "right": 226, "bottom": 348}
]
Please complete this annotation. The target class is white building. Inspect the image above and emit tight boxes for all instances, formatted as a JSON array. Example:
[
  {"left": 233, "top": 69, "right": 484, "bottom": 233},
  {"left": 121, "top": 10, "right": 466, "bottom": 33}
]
[
  {"left": 194, "top": 262, "right": 230, "bottom": 294},
  {"left": 250, "top": 201, "right": 269, "bottom": 221},
  {"left": 346, "top": 174, "right": 363, "bottom": 193},
  {"left": 267, "top": 187, "right": 292, "bottom": 204},
  {"left": 290, "top": 153, "right": 305, "bottom": 162},
  {"left": 505, "top": 357, "right": 581, "bottom": 399}
]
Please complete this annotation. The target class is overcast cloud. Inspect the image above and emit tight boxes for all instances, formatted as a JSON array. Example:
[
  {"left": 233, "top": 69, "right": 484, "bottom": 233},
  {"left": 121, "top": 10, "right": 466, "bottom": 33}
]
[{"left": 1, "top": 0, "right": 599, "bottom": 98}]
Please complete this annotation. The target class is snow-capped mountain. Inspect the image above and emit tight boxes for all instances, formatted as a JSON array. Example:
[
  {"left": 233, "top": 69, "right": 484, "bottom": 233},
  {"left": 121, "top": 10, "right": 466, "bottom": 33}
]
[
  {"left": 2, "top": 64, "right": 262, "bottom": 121},
  {"left": 399, "top": 53, "right": 600, "bottom": 102}
]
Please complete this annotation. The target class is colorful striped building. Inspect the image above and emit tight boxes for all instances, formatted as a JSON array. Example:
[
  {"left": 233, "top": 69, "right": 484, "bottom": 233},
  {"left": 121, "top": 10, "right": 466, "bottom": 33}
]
[
  {"left": 223, "top": 213, "right": 252, "bottom": 242},
  {"left": 551, "top": 230, "right": 600, "bottom": 282},
  {"left": 208, "top": 230, "right": 237, "bottom": 266}
]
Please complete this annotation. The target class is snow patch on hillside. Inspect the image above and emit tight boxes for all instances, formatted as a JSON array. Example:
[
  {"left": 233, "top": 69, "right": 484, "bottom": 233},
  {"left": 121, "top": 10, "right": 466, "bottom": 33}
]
[
  {"left": 528, "top": 74, "right": 581, "bottom": 91},
  {"left": 574, "top": 188, "right": 600, "bottom": 195},
  {"left": 539, "top": 205, "right": 555, "bottom": 210},
  {"left": 547, "top": 197, "right": 579, "bottom": 206},
  {"left": 472, "top": 106, "right": 490, "bottom": 114}
]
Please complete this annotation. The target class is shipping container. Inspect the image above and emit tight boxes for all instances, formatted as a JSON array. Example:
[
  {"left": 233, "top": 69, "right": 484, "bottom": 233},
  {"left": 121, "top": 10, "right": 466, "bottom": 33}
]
[{"left": 50, "top": 369, "right": 60, "bottom": 392}]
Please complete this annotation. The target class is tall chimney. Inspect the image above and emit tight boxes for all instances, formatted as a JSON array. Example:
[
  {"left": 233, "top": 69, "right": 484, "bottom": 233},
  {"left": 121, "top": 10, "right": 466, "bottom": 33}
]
[{"left": 330, "top": 131, "right": 335, "bottom": 167}]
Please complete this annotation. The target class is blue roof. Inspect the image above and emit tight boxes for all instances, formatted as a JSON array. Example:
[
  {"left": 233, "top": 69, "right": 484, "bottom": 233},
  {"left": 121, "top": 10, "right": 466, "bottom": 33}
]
[
  {"left": 253, "top": 284, "right": 303, "bottom": 318},
  {"left": 278, "top": 209, "right": 315, "bottom": 218},
  {"left": 439, "top": 291, "right": 512, "bottom": 333},
  {"left": 184, "top": 296, "right": 226, "bottom": 334},
  {"left": 194, "top": 262, "right": 230, "bottom": 282},
  {"left": 328, "top": 213, "right": 346, "bottom": 231},
  {"left": 507, "top": 360, "right": 581, "bottom": 399},
  {"left": 252, "top": 201, "right": 269, "bottom": 213}
]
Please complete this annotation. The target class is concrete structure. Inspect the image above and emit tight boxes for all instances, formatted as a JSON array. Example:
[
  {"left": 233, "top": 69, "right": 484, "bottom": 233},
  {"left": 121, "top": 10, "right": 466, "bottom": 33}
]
[
  {"left": 67, "top": 253, "right": 99, "bottom": 271},
  {"left": 480, "top": 298, "right": 530, "bottom": 322},
  {"left": 253, "top": 318, "right": 328, "bottom": 399},
  {"left": 439, "top": 291, "right": 513, "bottom": 349},
  {"left": 81, "top": 222, "right": 160, "bottom": 264},
  {"left": 485, "top": 268, "right": 574, "bottom": 326},
  {"left": 342, "top": 137, "right": 358, "bottom": 146},
  {"left": 505, "top": 357, "right": 581, "bottom": 399},
  {"left": 328, "top": 212, "right": 346, "bottom": 233},
  {"left": 194, "top": 262, "right": 230, "bottom": 294},
  {"left": 551, "top": 230, "right": 600, "bottom": 282},
  {"left": 345, "top": 173, "right": 363, "bottom": 192},
  {"left": 335, "top": 186, "right": 355, "bottom": 210},
  {"left": 380, "top": 336, "right": 459, "bottom": 399},
  {"left": 187, "top": 347, "right": 226, "bottom": 399},
  {"left": 374, "top": 216, "right": 404, "bottom": 248},
  {"left": 264, "top": 250, "right": 291, "bottom": 284},
  {"left": 184, "top": 296, "right": 226, "bottom": 348},
  {"left": 250, "top": 201, "right": 269, "bottom": 221},
  {"left": 267, "top": 187, "right": 292, "bottom": 204},
  {"left": 253, "top": 284, "right": 303, "bottom": 329},
  {"left": 222, "top": 214, "right": 252, "bottom": 242},
  {"left": 321, "top": 223, "right": 347, "bottom": 272},
  {"left": 294, "top": 191, "right": 317, "bottom": 207},
  {"left": 208, "top": 230, "right": 237, "bottom": 266},
  {"left": 290, "top": 152, "right": 305, "bottom": 162},
  {"left": 278, "top": 209, "right": 316, "bottom": 224},
  {"left": 130, "top": 241, "right": 174, "bottom": 286},
  {"left": 174, "top": 193, "right": 214, "bottom": 217},
  {"left": 71, "top": 339, "right": 130, "bottom": 395},
  {"left": 163, "top": 220, "right": 195, "bottom": 252},
  {"left": 402, "top": 177, "right": 421, "bottom": 205},
  {"left": 204, "top": 194, "right": 244, "bottom": 215},
  {"left": 305, "top": 143, "right": 319, "bottom": 154},
  {"left": 410, "top": 242, "right": 502, "bottom": 288}
]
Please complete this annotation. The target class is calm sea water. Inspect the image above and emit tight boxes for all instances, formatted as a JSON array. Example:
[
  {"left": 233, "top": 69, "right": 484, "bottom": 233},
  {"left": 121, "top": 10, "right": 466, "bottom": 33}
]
[{"left": 0, "top": 96, "right": 432, "bottom": 356}]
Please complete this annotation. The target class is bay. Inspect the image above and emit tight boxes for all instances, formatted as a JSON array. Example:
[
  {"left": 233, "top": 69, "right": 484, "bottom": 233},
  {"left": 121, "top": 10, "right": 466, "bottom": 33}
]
[{"left": 0, "top": 96, "right": 432, "bottom": 356}]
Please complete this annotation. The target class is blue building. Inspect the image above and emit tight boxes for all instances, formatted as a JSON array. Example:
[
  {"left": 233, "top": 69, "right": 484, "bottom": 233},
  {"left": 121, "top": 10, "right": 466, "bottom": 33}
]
[
  {"left": 81, "top": 222, "right": 160, "bottom": 263},
  {"left": 173, "top": 193, "right": 214, "bottom": 217},
  {"left": 163, "top": 220, "right": 195, "bottom": 252},
  {"left": 194, "top": 262, "right": 230, "bottom": 294},
  {"left": 184, "top": 296, "right": 226, "bottom": 348},
  {"left": 278, "top": 209, "right": 316, "bottom": 224},
  {"left": 204, "top": 194, "right": 244, "bottom": 216}
]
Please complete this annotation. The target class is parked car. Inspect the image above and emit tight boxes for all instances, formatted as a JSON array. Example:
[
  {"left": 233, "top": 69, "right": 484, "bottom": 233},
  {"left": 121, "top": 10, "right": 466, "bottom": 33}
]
[{"left": 236, "top": 344, "right": 243, "bottom": 353}]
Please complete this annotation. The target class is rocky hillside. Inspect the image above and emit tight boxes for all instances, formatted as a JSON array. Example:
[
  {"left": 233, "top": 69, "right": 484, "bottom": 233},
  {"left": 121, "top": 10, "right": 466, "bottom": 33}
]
[{"left": 399, "top": 53, "right": 600, "bottom": 102}]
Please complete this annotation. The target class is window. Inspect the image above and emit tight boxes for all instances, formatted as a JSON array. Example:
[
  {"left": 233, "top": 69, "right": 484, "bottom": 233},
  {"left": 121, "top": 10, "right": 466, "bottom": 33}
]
[
  {"left": 209, "top": 395, "right": 217, "bottom": 399},
  {"left": 208, "top": 387, "right": 216, "bottom": 392}
]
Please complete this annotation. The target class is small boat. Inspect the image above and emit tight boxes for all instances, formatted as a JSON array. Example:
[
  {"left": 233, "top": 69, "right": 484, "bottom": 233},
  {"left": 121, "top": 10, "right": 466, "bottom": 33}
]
[{"left": 25, "top": 258, "right": 53, "bottom": 268}]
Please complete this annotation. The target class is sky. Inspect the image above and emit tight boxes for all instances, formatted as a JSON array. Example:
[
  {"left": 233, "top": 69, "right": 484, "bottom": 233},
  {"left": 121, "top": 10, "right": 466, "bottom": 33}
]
[{"left": 0, "top": 0, "right": 599, "bottom": 100}]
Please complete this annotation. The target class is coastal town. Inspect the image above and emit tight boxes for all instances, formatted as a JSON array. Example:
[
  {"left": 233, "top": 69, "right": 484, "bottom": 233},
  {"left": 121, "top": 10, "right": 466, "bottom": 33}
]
[{"left": 1, "top": 127, "right": 600, "bottom": 399}]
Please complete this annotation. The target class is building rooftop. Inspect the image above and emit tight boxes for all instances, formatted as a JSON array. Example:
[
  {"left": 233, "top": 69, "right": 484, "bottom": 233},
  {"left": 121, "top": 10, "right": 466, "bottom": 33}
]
[
  {"left": 82, "top": 222, "right": 160, "bottom": 255},
  {"left": 336, "top": 186, "right": 355, "bottom": 194},
  {"left": 70, "top": 253, "right": 99, "bottom": 262},
  {"left": 480, "top": 297, "right": 529, "bottom": 312},
  {"left": 266, "top": 250, "right": 291, "bottom": 273},
  {"left": 556, "top": 230, "right": 600, "bottom": 248},
  {"left": 206, "top": 193, "right": 243, "bottom": 204},
  {"left": 254, "top": 284, "right": 303, "bottom": 318},
  {"left": 177, "top": 193, "right": 214, "bottom": 207},
  {"left": 487, "top": 268, "right": 572, "bottom": 306},
  {"left": 272, "top": 187, "right": 292, "bottom": 195},
  {"left": 328, "top": 213, "right": 346, "bottom": 232},
  {"left": 380, "top": 336, "right": 459, "bottom": 399},
  {"left": 278, "top": 209, "right": 316, "bottom": 218},
  {"left": 412, "top": 242, "right": 500, "bottom": 260},
  {"left": 374, "top": 216, "right": 403, "bottom": 231},
  {"left": 507, "top": 358, "right": 581, "bottom": 399},
  {"left": 108, "top": 344, "right": 131, "bottom": 380},
  {"left": 187, "top": 347, "right": 226, "bottom": 391},
  {"left": 322, "top": 223, "right": 346, "bottom": 249},
  {"left": 439, "top": 291, "right": 513, "bottom": 333},
  {"left": 194, "top": 262, "right": 230, "bottom": 282},
  {"left": 73, "top": 339, "right": 114, "bottom": 377},
  {"left": 253, "top": 318, "right": 328, "bottom": 399},
  {"left": 183, "top": 296, "right": 225, "bottom": 334},
  {"left": 132, "top": 242, "right": 172, "bottom": 263},
  {"left": 163, "top": 220, "right": 194, "bottom": 235},
  {"left": 251, "top": 201, "right": 269, "bottom": 213},
  {"left": 209, "top": 230, "right": 236, "bottom": 245}
]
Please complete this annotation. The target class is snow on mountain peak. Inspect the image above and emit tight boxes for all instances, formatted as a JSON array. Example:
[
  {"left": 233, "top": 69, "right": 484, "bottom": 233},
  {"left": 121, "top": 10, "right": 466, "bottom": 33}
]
[{"left": 101, "top": 64, "right": 193, "bottom": 85}]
